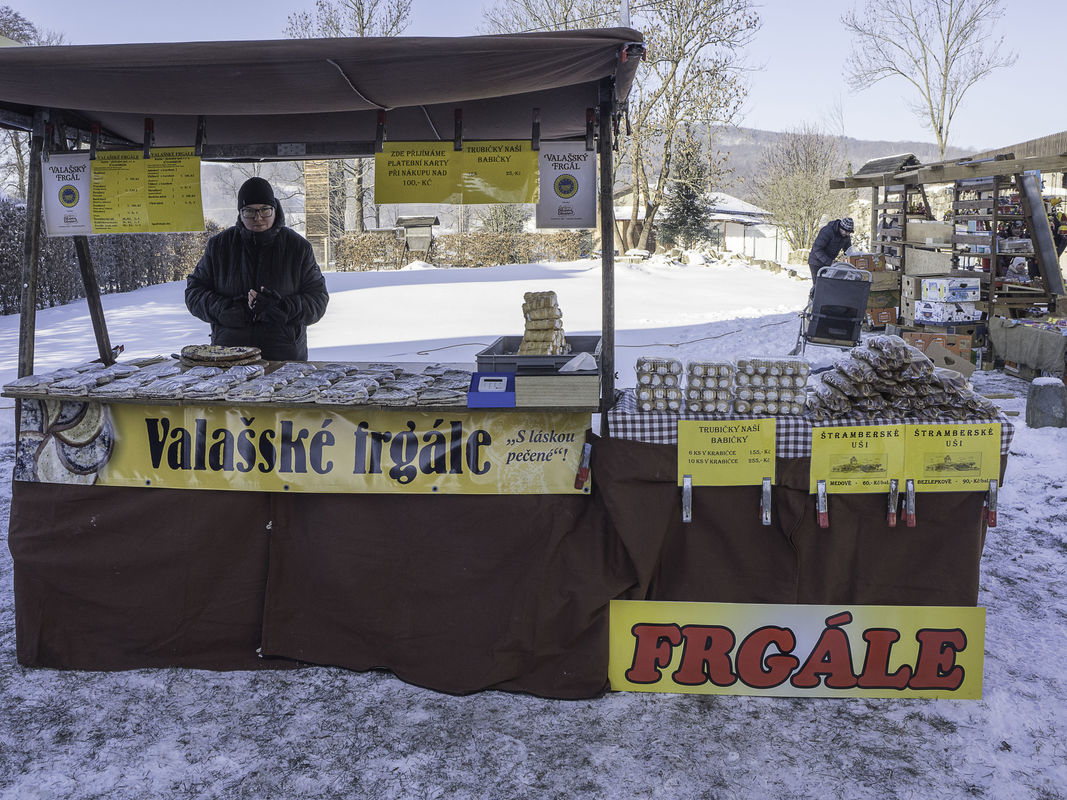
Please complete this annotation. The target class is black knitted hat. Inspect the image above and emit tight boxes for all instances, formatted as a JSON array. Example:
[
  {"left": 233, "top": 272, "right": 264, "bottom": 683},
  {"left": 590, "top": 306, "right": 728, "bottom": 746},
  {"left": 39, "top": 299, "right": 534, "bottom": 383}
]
[{"left": 238, "top": 177, "right": 276, "bottom": 209}]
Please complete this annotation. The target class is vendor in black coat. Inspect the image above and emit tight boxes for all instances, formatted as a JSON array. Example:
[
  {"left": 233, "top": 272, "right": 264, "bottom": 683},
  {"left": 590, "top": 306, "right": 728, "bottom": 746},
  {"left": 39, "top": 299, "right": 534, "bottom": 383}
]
[
  {"left": 185, "top": 177, "right": 329, "bottom": 361},
  {"left": 807, "top": 217, "right": 854, "bottom": 281}
]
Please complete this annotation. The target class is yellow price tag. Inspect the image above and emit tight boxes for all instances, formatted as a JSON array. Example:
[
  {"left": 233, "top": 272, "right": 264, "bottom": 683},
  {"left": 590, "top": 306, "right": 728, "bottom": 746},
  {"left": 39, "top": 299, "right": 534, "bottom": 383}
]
[
  {"left": 677, "top": 418, "right": 776, "bottom": 486},
  {"left": 810, "top": 424, "right": 906, "bottom": 494},
  {"left": 904, "top": 423, "right": 1001, "bottom": 492}
]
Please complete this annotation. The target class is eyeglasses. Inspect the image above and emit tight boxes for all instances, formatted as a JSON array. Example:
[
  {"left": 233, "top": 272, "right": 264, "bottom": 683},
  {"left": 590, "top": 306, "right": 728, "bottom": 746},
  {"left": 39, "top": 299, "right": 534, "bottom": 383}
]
[{"left": 241, "top": 206, "right": 275, "bottom": 220}]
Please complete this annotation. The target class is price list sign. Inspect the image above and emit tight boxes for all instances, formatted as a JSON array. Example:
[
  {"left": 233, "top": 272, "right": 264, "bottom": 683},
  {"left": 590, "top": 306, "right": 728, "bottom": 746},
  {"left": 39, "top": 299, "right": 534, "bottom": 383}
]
[
  {"left": 89, "top": 148, "right": 203, "bottom": 234},
  {"left": 374, "top": 141, "right": 537, "bottom": 205},
  {"left": 145, "top": 148, "right": 204, "bottom": 231},
  {"left": 809, "top": 425, "right": 906, "bottom": 494},
  {"left": 90, "top": 151, "right": 148, "bottom": 232},
  {"left": 677, "top": 419, "right": 777, "bottom": 486},
  {"left": 903, "top": 423, "right": 1001, "bottom": 492}
]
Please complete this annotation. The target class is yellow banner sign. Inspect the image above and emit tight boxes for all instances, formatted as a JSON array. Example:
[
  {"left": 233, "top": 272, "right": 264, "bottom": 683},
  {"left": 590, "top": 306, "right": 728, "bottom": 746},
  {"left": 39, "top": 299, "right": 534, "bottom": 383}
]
[
  {"left": 809, "top": 424, "right": 906, "bottom": 494},
  {"left": 904, "top": 423, "right": 1001, "bottom": 492},
  {"left": 374, "top": 141, "right": 538, "bottom": 205},
  {"left": 15, "top": 400, "right": 589, "bottom": 494},
  {"left": 677, "top": 419, "right": 776, "bottom": 486},
  {"left": 609, "top": 600, "right": 985, "bottom": 699},
  {"left": 89, "top": 148, "right": 204, "bottom": 233}
]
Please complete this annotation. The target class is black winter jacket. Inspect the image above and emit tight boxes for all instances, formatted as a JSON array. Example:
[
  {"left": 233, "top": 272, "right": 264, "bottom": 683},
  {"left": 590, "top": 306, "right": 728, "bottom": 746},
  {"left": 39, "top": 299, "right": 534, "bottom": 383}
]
[
  {"left": 185, "top": 208, "right": 329, "bottom": 361},
  {"left": 808, "top": 220, "right": 852, "bottom": 270}
]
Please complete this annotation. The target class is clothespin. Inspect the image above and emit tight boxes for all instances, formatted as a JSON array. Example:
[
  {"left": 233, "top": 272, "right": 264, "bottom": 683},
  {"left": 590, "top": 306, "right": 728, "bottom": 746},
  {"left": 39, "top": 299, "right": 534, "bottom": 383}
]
[
  {"left": 681, "top": 475, "right": 693, "bottom": 523},
  {"left": 531, "top": 108, "right": 541, "bottom": 151},
  {"left": 760, "top": 477, "right": 772, "bottom": 526},
  {"left": 195, "top": 116, "right": 207, "bottom": 157},
  {"left": 984, "top": 479, "right": 998, "bottom": 527},
  {"left": 375, "top": 110, "right": 387, "bottom": 153},
  {"left": 573, "top": 442, "right": 592, "bottom": 490},
  {"left": 905, "top": 479, "right": 916, "bottom": 527},
  {"left": 453, "top": 109, "right": 463, "bottom": 151},
  {"left": 143, "top": 117, "right": 154, "bottom": 159},
  {"left": 585, "top": 108, "right": 595, "bottom": 152},
  {"left": 816, "top": 479, "right": 829, "bottom": 529},
  {"left": 887, "top": 478, "right": 899, "bottom": 527}
]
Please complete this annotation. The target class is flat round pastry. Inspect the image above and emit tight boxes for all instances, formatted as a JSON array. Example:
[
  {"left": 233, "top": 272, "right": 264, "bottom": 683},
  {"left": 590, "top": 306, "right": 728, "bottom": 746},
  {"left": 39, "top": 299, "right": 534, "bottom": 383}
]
[{"left": 180, "top": 344, "right": 261, "bottom": 363}]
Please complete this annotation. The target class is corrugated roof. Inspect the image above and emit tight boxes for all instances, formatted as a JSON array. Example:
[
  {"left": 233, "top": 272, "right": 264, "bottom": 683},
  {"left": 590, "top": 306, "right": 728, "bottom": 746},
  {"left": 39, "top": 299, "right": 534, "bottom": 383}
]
[{"left": 853, "top": 153, "right": 921, "bottom": 178}]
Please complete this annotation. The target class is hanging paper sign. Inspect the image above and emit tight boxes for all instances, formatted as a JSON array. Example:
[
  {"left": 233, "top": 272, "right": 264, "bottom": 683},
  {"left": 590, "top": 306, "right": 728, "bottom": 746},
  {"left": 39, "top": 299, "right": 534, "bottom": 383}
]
[
  {"left": 90, "top": 148, "right": 204, "bottom": 233},
  {"left": 461, "top": 141, "right": 538, "bottom": 203},
  {"left": 90, "top": 150, "right": 149, "bottom": 232},
  {"left": 43, "top": 148, "right": 204, "bottom": 235},
  {"left": 374, "top": 141, "right": 538, "bottom": 205},
  {"left": 809, "top": 424, "right": 906, "bottom": 494},
  {"left": 904, "top": 423, "right": 1001, "bottom": 492},
  {"left": 374, "top": 142, "right": 462, "bottom": 204},
  {"left": 41, "top": 152, "right": 92, "bottom": 236},
  {"left": 677, "top": 418, "right": 776, "bottom": 486},
  {"left": 536, "top": 142, "right": 596, "bottom": 228}
]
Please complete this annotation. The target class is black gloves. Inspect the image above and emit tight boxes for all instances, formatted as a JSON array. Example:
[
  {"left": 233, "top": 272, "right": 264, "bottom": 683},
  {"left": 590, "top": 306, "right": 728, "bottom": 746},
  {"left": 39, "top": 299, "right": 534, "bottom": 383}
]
[
  {"left": 252, "top": 287, "right": 287, "bottom": 324},
  {"left": 218, "top": 295, "right": 253, "bottom": 327}
]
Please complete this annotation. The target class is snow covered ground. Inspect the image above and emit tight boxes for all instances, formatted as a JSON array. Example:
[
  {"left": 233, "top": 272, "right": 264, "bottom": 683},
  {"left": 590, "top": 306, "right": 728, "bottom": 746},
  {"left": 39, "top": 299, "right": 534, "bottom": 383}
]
[{"left": 1, "top": 255, "right": 1065, "bottom": 799}]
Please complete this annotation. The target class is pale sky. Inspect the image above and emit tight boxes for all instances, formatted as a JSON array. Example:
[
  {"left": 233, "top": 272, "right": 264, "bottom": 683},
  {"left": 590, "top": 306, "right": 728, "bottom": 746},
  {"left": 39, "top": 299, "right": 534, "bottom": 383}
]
[{"left": 13, "top": 0, "right": 1061, "bottom": 152}]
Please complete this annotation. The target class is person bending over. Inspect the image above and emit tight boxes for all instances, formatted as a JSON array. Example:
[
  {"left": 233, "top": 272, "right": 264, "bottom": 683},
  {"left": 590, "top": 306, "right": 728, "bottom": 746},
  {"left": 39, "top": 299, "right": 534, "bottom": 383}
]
[{"left": 808, "top": 217, "right": 854, "bottom": 281}]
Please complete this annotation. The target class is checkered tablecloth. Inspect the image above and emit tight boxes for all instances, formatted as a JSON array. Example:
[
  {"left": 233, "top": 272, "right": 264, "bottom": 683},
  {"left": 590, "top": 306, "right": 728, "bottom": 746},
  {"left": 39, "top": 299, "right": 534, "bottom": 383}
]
[{"left": 607, "top": 391, "right": 1015, "bottom": 457}]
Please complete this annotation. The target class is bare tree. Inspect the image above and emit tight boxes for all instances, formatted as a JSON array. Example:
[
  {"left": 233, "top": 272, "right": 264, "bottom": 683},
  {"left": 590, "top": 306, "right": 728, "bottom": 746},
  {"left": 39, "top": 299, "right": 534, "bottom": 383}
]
[
  {"left": 0, "top": 6, "right": 66, "bottom": 200},
  {"left": 750, "top": 124, "right": 854, "bottom": 252},
  {"left": 285, "top": 0, "right": 412, "bottom": 235},
  {"left": 842, "top": 0, "right": 1016, "bottom": 160},
  {"left": 207, "top": 162, "right": 305, "bottom": 227},
  {"left": 621, "top": 0, "right": 757, "bottom": 251},
  {"left": 484, "top": 0, "right": 759, "bottom": 253},
  {"left": 482, "top": 0, "right": 604, "bottom": 32}
]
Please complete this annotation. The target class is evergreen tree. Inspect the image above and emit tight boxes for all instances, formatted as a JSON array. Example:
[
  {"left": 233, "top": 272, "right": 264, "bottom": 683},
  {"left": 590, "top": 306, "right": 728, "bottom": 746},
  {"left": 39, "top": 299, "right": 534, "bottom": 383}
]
[{"left": 658, "top": 135, "right": 711, "bottom": 250}]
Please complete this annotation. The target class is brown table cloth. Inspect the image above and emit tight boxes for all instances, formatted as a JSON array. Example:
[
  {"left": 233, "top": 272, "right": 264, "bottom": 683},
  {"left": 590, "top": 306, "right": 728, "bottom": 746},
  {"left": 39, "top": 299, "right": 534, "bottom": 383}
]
[{"left": 8, "top": 434, "right": 1001, "bottom": 697}]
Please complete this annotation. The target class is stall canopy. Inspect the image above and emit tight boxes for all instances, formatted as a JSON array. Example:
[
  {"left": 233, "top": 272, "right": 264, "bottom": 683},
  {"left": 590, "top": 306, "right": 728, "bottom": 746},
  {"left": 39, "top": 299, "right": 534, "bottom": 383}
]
[
  {"left": 0, "top": 29, "right": 644, "bottom": 415},
  {"left": 0, "top": 29, "right": 644, "bottom": 157}
]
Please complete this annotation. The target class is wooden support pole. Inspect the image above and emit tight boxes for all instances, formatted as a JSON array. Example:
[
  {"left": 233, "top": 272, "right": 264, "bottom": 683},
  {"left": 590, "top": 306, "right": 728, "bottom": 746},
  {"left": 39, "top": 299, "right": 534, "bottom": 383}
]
[
  {"left": 73, "top": 236, "right": 116, "bottom": 364},
  {"left": 598, "top": 78, "right": 616, "bottom": 435},
  {"left": 18, "top": 111, "right": 45, "bottom": 379},
  {"left": 869, "top": 186, "right": 878, "bottom": 253}
]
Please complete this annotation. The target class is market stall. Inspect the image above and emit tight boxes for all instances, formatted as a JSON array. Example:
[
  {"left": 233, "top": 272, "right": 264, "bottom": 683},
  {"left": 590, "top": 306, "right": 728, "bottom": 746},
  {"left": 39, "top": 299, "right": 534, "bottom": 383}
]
[{"left": 1, "top": 32, "right": 1013, "bottom": 699}]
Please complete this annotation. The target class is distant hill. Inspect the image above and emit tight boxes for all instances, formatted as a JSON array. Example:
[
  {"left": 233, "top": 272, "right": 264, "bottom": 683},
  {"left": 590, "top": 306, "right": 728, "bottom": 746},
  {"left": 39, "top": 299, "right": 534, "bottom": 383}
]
[{"left": 711, "top": 126, "right": 976, "bottom": 201}]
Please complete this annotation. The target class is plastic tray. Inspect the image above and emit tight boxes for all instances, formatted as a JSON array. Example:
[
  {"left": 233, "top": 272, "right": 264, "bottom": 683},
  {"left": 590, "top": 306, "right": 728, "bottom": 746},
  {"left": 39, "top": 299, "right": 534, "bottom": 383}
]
[{"left": 476, "top": 336, "right": 602, "bottom": 374}]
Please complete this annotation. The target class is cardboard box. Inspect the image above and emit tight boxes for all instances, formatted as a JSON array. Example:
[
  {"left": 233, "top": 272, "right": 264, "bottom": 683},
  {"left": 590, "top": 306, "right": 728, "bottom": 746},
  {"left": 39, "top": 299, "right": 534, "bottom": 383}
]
[
  {"left": 906, "top": 220, "right": 954, "bottom": 245},
  {"left": 920, "top": 277, "right": 982, "bottom": 302},
  {"left": 924, "top": 342, "right": 975, "bottom": 378},
  {"left": 901, "top": 331, "right": 973, "bottom": 359},
  {"left": 868, "top": 307, "right": 897, "bottom": 326},
  {"left": 847, "top": 253, "right": 886, "bottom": 272},
  {"left": 870, "top": 271, "right": 901, "bottom": 293},
  {"left": 867, "top": 289, "right": 900, "bottom": 310},
  {"left": 913, "top": 300, "right": 981, "bottom": 325},
  {"left": 903, "top": 246, "right": 953, "bottom": 276},
  {"left": 900, "top": 295, "right": 916, "bottom": 325},
  {"left": 901, "top": 275, "right": 926, "bottom": 300}
]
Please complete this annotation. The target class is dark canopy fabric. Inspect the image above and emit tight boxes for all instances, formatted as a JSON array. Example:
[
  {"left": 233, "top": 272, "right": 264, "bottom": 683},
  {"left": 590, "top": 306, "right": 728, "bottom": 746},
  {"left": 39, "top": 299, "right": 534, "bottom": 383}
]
[{"left": 0, "top": 28, "right": 643, "bottom": 153}]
